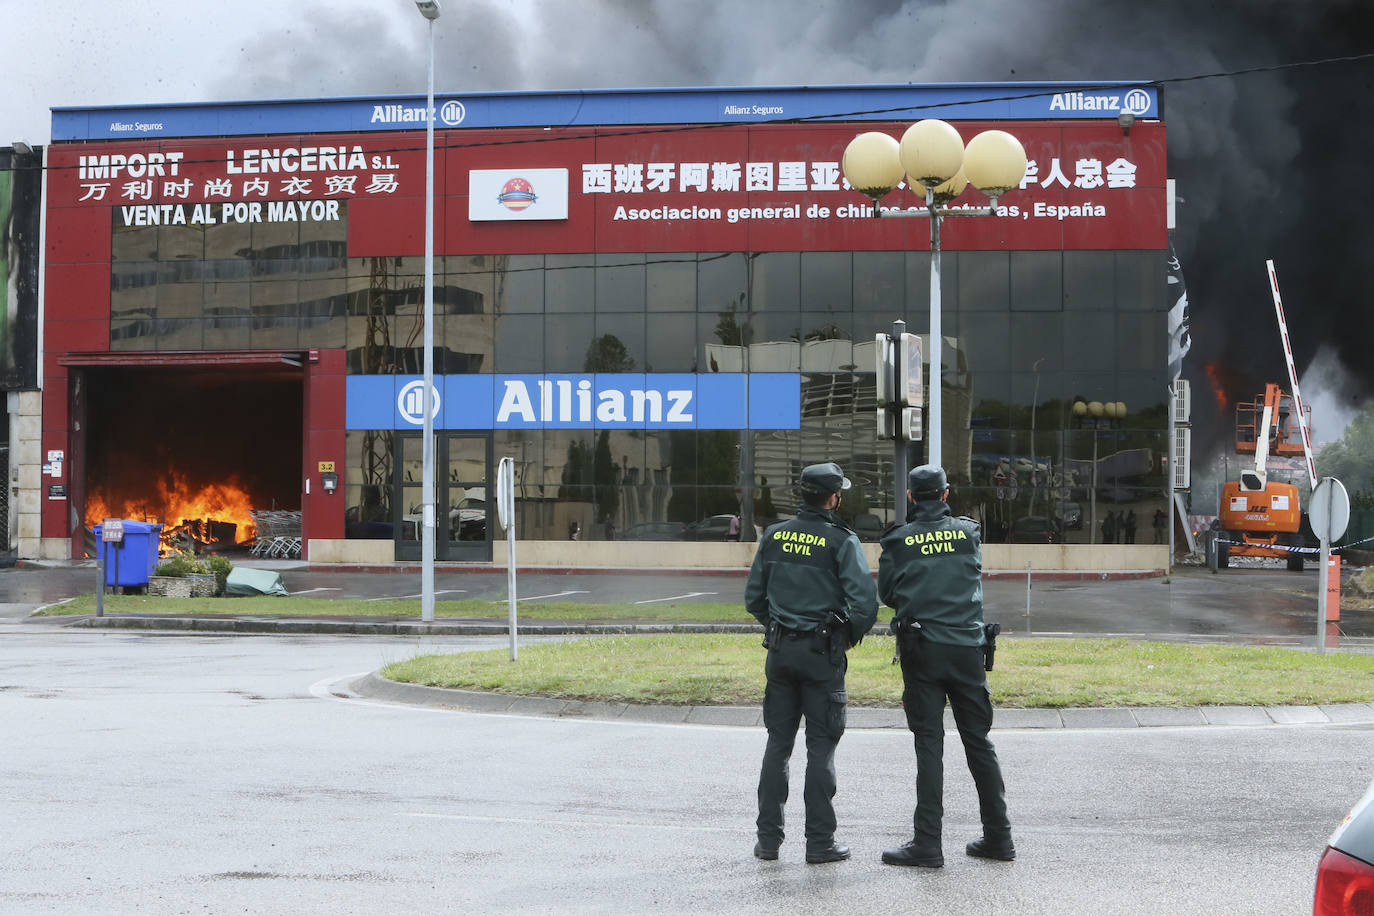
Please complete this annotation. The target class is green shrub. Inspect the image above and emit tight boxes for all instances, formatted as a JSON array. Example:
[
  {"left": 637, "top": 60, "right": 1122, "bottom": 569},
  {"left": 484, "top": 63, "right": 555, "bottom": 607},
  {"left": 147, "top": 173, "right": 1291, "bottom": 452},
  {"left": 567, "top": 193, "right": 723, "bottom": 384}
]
[
  {"left": 206, "top": 554, "right": 233, "bottom": 592},
  {"left": 154, "top": 552, "right": 234, "bottom": 595},
  {"left": 154, "top": 556, "right": 201, "bottom": 578}
]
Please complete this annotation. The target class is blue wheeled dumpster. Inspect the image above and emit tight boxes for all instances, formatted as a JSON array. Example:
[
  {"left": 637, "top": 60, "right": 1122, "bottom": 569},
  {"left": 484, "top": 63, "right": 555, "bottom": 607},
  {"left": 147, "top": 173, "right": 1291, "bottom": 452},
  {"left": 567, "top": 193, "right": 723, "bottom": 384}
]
[{"left": 93, "top": 520, "right": 163, "bottom": 588}]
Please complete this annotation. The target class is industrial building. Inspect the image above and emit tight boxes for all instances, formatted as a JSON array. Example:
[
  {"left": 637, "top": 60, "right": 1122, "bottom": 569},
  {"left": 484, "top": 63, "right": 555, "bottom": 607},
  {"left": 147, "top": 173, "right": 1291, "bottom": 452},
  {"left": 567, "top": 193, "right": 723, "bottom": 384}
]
[{"left": 15, "top": 82, "right": 1171, "bottom": 567}]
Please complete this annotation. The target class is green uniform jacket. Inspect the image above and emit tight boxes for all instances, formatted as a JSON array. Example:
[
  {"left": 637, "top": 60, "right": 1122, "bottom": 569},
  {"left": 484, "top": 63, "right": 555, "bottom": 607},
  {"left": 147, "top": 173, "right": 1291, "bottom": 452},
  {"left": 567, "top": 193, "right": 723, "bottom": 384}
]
[
  {"left": 878, "top": 500, "right": 986, "bottom": 647},
  {"left": 745, "top": 505, "right": 878, "bottom": 645}
]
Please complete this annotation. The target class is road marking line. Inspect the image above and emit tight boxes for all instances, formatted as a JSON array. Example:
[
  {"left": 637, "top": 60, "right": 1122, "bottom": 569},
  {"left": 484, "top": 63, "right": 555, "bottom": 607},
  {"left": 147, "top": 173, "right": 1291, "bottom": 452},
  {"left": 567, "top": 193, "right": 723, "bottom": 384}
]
[
  {"left": 633, "top": 591, "right": 717, "bottom": 605},
  {"left": 309, "top": 672, "right": 373, "bottom": 701},
  {"left": 515, "top": 590, "right": 590, "bottom": 602},
  {"left": 402, "top": 811, "right": 735, "bottom": 833},
  {"left": 366, "top": 589, "right": 466, "bottom": 602},
  {"left": 288, "top": 587, "right": 342, "bottom": 596}
]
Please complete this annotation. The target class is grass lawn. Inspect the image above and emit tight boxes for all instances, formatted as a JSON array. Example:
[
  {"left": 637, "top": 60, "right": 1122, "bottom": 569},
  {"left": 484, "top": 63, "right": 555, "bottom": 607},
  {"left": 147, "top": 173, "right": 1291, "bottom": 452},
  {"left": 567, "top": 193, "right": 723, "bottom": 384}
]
[
  {"left": 381, "top": 635, "right": 1374, "bottom": 709},
  {"left": 40, "top": 594, "right": 1374, "bottom": 709}
]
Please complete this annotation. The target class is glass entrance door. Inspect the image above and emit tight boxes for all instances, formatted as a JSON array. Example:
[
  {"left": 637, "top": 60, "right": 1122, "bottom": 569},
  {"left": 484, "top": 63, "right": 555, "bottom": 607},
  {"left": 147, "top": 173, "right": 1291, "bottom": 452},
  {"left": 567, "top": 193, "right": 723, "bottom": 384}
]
[{"left": 394, "top": 432, "right": 493, "bottom": 562}]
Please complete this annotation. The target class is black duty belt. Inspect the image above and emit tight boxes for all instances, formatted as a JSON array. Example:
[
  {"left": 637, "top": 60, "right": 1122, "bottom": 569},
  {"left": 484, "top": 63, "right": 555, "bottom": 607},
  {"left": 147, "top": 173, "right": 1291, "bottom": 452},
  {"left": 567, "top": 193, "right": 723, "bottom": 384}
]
[{"left": 776, "top": 625, "right": 814, "bottom": 639}]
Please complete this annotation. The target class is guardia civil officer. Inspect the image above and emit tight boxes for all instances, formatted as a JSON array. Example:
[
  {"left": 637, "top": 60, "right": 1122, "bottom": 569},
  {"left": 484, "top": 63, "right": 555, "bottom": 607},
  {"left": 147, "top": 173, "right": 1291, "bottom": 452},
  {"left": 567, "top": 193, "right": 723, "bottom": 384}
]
[
  {"left": 745, "top": 462, "right": 878, "bottom": 864},
  {"left": 877, "top": 464, "right": 1014, "bottom": 868}
]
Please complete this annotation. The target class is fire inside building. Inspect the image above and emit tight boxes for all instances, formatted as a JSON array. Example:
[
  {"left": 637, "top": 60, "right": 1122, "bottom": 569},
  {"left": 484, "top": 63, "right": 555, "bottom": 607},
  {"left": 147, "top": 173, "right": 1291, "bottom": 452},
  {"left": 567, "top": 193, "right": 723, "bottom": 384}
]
[{"left": 27, "top": 83, "right": 1172, "bottom": 566}]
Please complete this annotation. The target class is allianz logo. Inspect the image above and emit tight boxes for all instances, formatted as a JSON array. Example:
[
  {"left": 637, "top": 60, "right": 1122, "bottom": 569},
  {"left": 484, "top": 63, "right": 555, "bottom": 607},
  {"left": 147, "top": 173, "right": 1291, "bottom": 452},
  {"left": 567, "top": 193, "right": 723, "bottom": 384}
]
[
  {"left": 370, "top": 99, "right": 467, "bottom": 126},
  {"left": 1048, "top": 88, "right": 1151, "bottom": 115}
]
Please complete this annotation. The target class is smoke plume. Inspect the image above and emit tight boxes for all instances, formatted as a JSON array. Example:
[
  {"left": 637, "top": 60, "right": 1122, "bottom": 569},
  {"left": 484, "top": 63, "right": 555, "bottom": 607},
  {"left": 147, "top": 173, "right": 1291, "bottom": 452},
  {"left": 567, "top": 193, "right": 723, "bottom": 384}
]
[{"left": 213, "top": 0, "right": 1374, "bottom": 453}]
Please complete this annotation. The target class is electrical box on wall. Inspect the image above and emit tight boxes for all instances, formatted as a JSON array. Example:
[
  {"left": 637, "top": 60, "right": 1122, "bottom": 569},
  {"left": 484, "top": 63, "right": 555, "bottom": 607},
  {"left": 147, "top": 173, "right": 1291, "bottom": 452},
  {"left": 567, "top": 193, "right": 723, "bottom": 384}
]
[
  {"left": 1172, "top": 427, "right": 1191, "bottom": 490},
  {"left": 1173, "top": 379, "right": 1191, "bottom": 424}
]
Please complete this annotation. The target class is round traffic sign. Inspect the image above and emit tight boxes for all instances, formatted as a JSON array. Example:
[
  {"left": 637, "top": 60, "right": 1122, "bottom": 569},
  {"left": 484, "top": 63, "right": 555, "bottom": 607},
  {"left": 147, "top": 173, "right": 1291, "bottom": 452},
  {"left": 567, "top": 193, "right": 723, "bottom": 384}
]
[
  {"left": 1309, "top": 477, "right": 1350, "bottom": 543},
  {"left": 496, "top": 457, "right": 514, "bottom": 531}
]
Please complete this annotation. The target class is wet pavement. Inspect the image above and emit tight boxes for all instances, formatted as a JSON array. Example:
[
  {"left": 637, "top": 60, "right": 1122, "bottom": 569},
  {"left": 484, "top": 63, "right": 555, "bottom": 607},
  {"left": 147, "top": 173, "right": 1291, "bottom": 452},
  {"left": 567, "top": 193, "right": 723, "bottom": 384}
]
[
  {"left": 3, "top": 557, "right": 1372, "bottom": 646},
  {"left": 4, "top": 626, "right": 1361, "bottom": 914}
]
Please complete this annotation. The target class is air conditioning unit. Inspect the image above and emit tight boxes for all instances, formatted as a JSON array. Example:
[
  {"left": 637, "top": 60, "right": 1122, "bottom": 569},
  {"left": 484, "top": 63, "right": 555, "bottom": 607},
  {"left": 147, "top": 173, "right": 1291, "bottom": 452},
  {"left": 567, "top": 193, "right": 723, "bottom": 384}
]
[
  {"left": 1172, "top": 427, "right": 1191, "bottom": 490},
  {"left": 1172, "top": 379, "right": 1191, "bottom": 424}
]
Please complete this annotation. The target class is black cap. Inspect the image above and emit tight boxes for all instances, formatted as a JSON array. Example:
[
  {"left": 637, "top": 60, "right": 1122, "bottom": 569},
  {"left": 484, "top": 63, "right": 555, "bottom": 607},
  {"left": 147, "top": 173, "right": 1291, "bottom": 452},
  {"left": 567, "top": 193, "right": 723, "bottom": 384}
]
[
  {"left": 908, "top": 464, "right": 948, "bottom": 497},
  {"left": 798, "top": 462, "right": 852, "bottom": 495}
]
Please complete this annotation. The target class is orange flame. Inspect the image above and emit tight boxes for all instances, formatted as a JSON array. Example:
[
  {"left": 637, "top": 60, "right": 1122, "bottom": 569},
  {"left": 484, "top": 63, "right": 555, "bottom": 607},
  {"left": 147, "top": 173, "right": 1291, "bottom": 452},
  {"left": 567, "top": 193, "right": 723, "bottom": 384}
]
[
  {"left": 1203, "top": 362, "right": 1229, "bottom": 414},
  {"left": 86, "top": 491, "right": 113, "bottom": 528},
  {"left": 85, "top": 471, "right": 258, "bottom": 544}
]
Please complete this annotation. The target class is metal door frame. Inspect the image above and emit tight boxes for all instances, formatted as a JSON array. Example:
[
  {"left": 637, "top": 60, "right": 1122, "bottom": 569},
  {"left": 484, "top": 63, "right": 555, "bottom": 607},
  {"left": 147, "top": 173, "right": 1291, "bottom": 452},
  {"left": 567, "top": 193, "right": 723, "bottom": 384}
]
[{"left": 393, "top": 431, "right": 493, "bottom": 562}]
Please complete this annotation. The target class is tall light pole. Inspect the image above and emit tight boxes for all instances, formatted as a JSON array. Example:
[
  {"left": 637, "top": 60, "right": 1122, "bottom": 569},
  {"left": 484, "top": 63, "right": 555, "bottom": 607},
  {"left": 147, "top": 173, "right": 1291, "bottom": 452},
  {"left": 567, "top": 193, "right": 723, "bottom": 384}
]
[
  {"left": 416, "top": 0, "right": 440, "bottom": 621},
  {"left": 842, "top": 121, "right": 1027, "bottom": 471}
]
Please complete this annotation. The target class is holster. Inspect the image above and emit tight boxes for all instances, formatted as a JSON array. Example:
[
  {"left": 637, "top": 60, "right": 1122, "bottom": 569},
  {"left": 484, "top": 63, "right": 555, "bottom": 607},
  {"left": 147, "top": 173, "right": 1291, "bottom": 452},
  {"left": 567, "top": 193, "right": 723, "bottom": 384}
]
[
  {"left": 983, "top": 621, "right": 1001, "bottom": 671},
  {"left": 814, "top": 612, "right": 849, "bottom": 664},
  {"left": 762, "top": 619, "right": 778, "bottom": 650},
  {"left": 892, "top": 617, "right": 922, "bottom": 664}
]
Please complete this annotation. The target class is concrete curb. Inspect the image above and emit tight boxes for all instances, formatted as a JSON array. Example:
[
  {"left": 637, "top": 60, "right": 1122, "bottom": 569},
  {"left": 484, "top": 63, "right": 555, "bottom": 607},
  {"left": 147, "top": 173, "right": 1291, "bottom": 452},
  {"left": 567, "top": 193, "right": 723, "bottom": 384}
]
[
  {"left": 20, "top": 558, "right": 1166, "bottom": 581},
  {"left": 66, "top": 615, "right": 760, "bottom": 636},
  {"left": 314, "top": 566, "right": 1170, "bottom": 581},
  {"left": 347, "top": 673, "right": 1374, "bottom": 731}
]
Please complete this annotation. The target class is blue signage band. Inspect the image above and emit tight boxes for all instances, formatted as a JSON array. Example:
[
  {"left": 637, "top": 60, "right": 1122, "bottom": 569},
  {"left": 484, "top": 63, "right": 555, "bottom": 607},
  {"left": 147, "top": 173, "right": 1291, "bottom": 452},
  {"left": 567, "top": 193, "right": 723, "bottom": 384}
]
[
  {"left": 53, "top": 83, "right": 1160, "bottom": 141},
  {"left": 345, "top": 373, "right": 801, "bottom": 431}
]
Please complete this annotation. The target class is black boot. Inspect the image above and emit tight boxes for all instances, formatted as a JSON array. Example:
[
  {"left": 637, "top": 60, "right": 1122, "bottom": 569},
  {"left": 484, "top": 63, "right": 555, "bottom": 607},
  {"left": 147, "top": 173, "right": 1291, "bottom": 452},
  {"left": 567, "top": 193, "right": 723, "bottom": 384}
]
[
  {"left": 965, "top": 836, "right": 1015, "bottom": 861},
  {"left": 753, "top": 840, "right": 780, "bottom": 861},
  {"left": 881, "top": 840, "right": 944, "bottom": 868},
  {"left": 805, "top": 842, "right": 851, "bottom": 864}
]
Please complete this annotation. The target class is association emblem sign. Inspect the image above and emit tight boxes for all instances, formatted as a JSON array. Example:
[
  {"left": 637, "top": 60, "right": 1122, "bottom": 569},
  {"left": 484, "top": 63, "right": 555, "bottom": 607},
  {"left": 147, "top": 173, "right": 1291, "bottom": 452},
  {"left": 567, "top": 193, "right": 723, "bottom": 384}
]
[
  {"left": 498, "top": 177, "right": 537, "bottom": 212},
  {"left": 468, "top": 168, "right": 569, "bottom": 221}
]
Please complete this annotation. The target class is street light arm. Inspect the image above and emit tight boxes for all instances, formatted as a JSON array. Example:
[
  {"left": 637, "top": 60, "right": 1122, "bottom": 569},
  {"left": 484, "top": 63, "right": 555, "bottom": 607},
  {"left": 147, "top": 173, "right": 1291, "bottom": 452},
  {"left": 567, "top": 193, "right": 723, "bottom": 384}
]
[{"left": 843, "top": 118, "right": 1027, "bottom": 474}]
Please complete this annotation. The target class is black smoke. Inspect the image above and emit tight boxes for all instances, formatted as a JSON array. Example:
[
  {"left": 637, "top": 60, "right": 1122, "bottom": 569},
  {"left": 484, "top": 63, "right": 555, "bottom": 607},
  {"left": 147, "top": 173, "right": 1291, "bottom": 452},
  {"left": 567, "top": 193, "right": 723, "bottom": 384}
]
[{"left": 214, "top": 0, "right": 1374, "bottom": 452}]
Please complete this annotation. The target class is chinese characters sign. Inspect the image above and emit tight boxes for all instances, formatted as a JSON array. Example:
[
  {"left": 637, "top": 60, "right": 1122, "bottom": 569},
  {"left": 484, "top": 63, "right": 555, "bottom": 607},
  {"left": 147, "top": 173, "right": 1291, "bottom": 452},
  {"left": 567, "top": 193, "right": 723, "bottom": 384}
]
[{"left": 48, "top": 121, "right": 1166, "bottom": 250}]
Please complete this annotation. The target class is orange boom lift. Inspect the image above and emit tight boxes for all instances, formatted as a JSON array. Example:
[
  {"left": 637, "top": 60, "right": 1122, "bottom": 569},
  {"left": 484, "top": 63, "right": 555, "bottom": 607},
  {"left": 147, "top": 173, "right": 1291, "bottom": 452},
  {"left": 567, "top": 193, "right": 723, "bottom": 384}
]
[{"left": 1216, "top": 382, "right": 1310, "bottom": 571}]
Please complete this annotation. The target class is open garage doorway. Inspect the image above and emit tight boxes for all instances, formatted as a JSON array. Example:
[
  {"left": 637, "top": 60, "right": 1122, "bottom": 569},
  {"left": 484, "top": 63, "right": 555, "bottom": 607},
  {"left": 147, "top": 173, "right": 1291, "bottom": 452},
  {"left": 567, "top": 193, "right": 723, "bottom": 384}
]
[{"left": 73, "top": 360, "right": 303, "bottom": 559}]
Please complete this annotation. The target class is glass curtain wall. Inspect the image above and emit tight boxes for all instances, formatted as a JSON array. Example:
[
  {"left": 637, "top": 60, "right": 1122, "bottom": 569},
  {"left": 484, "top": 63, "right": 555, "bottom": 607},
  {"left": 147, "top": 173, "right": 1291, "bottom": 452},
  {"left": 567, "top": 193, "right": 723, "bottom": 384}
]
[{"left": 108, "top": 217, "right": 1169, "bottom": 544}]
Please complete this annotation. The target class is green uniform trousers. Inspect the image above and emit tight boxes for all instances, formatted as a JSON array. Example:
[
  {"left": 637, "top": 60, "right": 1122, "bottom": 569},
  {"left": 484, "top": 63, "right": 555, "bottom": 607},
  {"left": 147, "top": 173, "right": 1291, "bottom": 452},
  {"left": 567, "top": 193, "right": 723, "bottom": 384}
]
[
  {"left": 899, "top": 637, "right": 1010, "bottom": 847},
  {"left": 756, "top": 630, "right": 848, "bottom": 852}
]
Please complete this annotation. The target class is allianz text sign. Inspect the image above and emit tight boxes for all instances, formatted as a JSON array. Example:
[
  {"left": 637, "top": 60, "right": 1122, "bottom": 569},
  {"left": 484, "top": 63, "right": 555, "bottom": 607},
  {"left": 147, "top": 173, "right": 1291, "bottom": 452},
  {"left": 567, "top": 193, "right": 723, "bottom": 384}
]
[{"left": 345, "top": 373, "right": 800, "bottom": 430}]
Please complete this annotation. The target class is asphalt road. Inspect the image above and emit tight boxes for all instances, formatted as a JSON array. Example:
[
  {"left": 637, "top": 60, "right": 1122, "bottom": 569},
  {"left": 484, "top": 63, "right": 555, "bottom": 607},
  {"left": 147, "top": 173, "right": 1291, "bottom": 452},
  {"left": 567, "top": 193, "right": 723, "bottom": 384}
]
[
  {"left": 0, "top": 627, "right": 1367, "bottom": 914},
  {"left": 5, "top": 560, "right": 1373, "bottom": 644}
]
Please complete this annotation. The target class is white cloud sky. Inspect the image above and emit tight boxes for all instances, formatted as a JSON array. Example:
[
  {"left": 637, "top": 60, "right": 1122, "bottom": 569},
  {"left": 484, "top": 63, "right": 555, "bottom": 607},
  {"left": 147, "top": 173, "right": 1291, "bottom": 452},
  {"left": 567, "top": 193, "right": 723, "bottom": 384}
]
[{"left": 2, "top": 0, "right": 481, "bottom": 145}]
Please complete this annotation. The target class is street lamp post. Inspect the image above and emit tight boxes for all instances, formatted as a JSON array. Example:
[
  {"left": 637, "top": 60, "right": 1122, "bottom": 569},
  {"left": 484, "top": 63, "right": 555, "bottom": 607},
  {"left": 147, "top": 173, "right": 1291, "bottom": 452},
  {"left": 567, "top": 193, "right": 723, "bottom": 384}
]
[
  {"left": 415, "top": 0, "right": 440, "bottom": 621},
  {"left": 842, "top": 121, "right": 1027, "bottom": 471}
]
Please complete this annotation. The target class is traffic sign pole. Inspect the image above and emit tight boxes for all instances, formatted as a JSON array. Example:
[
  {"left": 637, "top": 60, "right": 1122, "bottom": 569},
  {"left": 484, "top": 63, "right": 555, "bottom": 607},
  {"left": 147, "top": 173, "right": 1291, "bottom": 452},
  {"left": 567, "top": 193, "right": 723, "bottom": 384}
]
[
  {"left": 1318, "top": 536, "right": 1330, "bottom": 652},
  {"left": 97, "top": 518, "right": 126, "bottom": 618},
  {"left": 497, "top": 457, "right": 518, "bottom": 661},
  {"left": 1310, "top": 477, "right": 1350, "bottom": 653}
]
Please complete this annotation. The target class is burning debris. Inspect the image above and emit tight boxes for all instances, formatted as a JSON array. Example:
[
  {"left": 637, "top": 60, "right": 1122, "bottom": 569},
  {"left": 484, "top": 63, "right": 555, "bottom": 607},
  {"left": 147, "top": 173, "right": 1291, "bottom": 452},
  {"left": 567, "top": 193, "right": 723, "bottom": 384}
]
[{"left": 85, "top": 471, "right": 258, "bottom": 555}]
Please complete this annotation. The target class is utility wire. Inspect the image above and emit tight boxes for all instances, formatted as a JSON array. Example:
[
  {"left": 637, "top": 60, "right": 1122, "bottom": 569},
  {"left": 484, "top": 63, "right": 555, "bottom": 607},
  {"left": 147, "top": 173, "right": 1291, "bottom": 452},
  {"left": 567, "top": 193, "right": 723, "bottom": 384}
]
[{"left": 9, "top": 50, "right": 1374, "bottom": 173}]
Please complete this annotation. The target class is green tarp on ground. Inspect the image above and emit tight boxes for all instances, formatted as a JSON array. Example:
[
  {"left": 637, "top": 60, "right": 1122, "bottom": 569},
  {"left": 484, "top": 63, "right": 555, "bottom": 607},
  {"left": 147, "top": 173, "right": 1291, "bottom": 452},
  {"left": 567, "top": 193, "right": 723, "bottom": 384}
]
[{"left": 224, "top": 567, "right": 288, "bottom": 597}]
